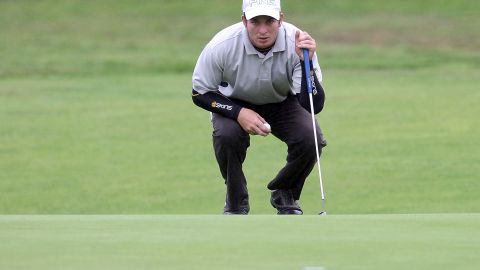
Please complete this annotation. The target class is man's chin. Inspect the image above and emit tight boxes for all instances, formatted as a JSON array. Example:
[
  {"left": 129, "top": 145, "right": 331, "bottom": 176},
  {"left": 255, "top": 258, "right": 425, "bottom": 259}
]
[{"left": 255, "top": 41, "right": 273, "bottom": 49}]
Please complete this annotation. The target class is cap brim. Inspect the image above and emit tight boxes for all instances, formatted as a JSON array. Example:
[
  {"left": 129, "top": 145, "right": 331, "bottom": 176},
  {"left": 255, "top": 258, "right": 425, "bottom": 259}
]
[{"left": 244, "top": 9, "right": 280, "bottom": 20}]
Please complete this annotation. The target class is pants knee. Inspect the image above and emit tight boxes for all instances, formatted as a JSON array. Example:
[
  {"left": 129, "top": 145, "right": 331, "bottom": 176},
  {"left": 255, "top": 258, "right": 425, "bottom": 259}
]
[
  {"left": 214, "top": 126, "right": 249, "bottom": 147},
  {"left": 292, "top": 130, "right": 324, "bottom": 157}
]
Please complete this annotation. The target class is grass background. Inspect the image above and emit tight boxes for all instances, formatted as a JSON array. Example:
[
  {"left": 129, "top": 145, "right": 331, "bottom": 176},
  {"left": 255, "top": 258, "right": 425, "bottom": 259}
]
[
  {"left": 1, "top": 1, "right": 480, "bottom": 269},
  {"left": 1, "top": 0, "right": 479, "bottom": 215},
  {"left": 1, "top": 214, "right": 479, "bottom": 270}
]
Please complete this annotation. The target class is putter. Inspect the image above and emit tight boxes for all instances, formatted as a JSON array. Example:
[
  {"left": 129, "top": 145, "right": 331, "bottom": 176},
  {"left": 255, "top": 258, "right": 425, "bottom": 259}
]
[{"left": 303, "top": 49, "right": 326, "bottom": 216}]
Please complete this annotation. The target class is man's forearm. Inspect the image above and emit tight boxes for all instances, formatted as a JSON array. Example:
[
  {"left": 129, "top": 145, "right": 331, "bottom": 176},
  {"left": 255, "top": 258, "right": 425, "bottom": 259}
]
[
  {"left": 298, "top": 60, "right": 325, "bottom": 114},
  {"left": 191, "top": 89, "right": 243, "bottom": 120}
]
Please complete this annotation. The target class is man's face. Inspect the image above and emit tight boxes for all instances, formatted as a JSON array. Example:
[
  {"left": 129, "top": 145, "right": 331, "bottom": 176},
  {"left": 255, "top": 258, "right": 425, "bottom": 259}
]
[{"left": 243, "top": 14, "right": 283, "bottom": 49}]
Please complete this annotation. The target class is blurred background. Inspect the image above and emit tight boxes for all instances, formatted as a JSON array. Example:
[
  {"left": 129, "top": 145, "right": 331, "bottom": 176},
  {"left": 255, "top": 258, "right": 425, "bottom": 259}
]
[{"left": 1, "top": 0, "right": 479, "bottom": 214}]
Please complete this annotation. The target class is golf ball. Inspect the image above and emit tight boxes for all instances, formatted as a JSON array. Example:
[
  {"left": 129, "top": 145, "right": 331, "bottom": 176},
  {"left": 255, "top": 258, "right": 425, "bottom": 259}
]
[{"left": 264, "top": 122, "right": 271, "bottom": 131}]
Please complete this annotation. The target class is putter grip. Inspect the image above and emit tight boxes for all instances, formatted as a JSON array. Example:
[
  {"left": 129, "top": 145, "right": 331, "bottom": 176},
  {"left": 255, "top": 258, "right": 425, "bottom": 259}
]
[{"left": 302, "top": 49, "right": 313, "bottom": 94}]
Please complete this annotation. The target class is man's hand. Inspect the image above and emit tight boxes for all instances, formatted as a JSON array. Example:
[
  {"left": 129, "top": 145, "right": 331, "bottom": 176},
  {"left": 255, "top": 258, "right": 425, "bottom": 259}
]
[
  {"left": 237, "top": 108, "right": 271, "bottom": 137},
  {"left": 295, "top": 30, "right": 316, "bottom": 61}
]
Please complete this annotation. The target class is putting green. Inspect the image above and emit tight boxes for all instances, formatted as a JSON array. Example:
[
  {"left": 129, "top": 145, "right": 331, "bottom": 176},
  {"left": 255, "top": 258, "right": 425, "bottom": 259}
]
[{"left": 1, "top": 214, "right": 478, "bottom": 270}]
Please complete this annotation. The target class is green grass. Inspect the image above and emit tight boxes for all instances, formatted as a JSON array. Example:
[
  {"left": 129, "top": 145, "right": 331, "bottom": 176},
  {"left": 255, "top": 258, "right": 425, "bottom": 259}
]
[
  {"left": 1, "top": 1, "right": 479, "bottom": 269},
  {"left": 0, "top": 0, "right": 479, "bottom": 214},
  {"left": 1, "top": 214, "right": 479, "bottom": 270},
  {"left": 1, "top": 0, "right": 478, "bottom": 77},
  {"left": 1, "top": 68, "right": 479, "bottom": 214}
]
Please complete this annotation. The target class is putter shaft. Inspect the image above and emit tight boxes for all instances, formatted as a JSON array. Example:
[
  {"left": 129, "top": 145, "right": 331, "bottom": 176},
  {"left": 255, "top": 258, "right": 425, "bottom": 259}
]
[{"left": 303, "top": 49, "right": 326, "bottom": 213}]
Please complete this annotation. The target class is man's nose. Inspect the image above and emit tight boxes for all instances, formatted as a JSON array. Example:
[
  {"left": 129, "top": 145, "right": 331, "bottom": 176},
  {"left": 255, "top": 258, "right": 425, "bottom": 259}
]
[{"left": 258, "top": 24, "right": 268, "bottom": 34}]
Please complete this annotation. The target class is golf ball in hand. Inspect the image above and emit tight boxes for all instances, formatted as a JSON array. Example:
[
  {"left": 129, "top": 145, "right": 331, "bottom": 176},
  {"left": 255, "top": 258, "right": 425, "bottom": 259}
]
[{"left": 264, "top": 123, "right": 271, "bottom": 131}]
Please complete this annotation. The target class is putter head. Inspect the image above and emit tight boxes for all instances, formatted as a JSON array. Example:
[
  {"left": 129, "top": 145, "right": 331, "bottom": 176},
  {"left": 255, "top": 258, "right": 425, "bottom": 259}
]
[{"left": 319, "top": 211, "right": 327, "bottom": 216}]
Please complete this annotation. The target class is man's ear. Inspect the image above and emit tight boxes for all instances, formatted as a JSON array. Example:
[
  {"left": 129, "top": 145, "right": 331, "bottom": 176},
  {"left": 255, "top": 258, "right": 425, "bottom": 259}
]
[
  {"left": 242, "top": 14, "right": 247, "bottom": 27},
  {"left": 279, "top": 12, "right": 284, "bottom": 25}
]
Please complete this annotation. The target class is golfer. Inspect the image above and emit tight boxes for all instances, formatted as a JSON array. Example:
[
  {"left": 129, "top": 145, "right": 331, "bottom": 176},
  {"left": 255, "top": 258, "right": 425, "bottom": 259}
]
[{"left": 192, "top": 0, "right": 326, "bottom": 215}]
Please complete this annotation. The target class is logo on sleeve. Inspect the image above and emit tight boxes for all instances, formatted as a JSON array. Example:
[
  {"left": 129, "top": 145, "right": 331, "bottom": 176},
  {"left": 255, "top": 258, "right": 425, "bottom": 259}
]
[{"left": 211, "top": 101, "right": 233, "bottom": 111}]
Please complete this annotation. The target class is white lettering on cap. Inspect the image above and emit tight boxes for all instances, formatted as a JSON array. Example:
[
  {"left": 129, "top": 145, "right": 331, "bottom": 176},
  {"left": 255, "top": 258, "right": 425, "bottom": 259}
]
[{"left": 247, "top": 0, "right": 276, "bottom": 7}]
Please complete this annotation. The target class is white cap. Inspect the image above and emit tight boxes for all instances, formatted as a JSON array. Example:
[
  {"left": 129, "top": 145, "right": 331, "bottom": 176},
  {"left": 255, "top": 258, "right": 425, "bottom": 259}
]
[{"left": 242, "top": 0, "right": 281, "bottom": 20}]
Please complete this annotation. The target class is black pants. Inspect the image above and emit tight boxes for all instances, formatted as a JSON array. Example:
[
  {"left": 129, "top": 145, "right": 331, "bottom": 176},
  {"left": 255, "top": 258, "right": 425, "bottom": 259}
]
[{"left": 212, "top": 95, "right": 326, "bottom": 213}]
